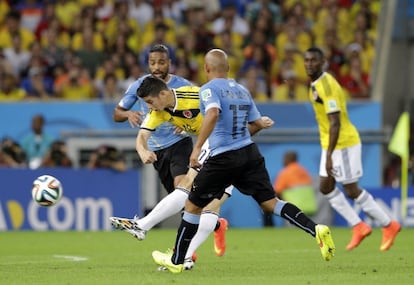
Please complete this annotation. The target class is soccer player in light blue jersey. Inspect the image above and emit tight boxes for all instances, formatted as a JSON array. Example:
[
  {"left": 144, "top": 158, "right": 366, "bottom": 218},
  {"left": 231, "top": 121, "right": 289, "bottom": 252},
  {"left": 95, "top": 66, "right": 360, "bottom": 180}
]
[
  {"left": 152, "top": 49, "right": 336, "bottom": 273},
  {"left": 110, "top": 45, "right": 228, "bottom": 258}
]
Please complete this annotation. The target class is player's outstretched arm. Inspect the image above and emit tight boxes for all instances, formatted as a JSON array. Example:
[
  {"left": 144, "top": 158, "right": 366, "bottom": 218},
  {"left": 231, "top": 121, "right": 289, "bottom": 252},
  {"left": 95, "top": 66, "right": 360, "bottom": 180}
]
[
  {"left": 136, "top": 129, "right": 157, "bottom": 164},
  {"left": 248, "top": 116, "right": 274, "bottom": 136}
]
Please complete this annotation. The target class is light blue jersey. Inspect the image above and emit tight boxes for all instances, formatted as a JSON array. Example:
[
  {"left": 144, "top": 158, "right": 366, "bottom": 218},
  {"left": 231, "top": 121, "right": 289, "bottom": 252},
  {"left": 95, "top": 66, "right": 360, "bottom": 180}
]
[
  {"left": 118, "top": 75, "right": 193, "bottom": 151},
  {"left": 199, "top": 78, "right": 262, "bottom": 156}
]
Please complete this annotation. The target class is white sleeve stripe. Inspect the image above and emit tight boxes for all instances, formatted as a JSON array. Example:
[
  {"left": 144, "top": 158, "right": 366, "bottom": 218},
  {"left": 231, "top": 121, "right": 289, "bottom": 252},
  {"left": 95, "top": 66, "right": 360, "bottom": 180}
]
[{"left": 205, "top": 102, "right": 220, "bottom": 112}]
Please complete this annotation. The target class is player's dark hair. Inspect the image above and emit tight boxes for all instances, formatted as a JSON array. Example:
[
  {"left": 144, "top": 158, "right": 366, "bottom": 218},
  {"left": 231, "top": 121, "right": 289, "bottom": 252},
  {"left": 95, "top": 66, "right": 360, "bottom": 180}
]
[
  {"left": 136, "top": 76, "right": 168, "bottom": 98},
  {"left": 306, "top": 47, "right": 324, "bottom": 58},
  {"left": 149, "top": 44, "right": 170, "bottom": 57}
]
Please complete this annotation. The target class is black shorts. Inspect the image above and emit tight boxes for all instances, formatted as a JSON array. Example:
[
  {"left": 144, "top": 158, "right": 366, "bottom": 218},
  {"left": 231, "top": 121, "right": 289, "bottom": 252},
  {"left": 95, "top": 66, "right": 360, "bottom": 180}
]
[
  {"left": 189, "top": 143, "right": 276, "bottom": 208},
  {"left": 153, "top": 136, "right": 192, "bottom": 193}
]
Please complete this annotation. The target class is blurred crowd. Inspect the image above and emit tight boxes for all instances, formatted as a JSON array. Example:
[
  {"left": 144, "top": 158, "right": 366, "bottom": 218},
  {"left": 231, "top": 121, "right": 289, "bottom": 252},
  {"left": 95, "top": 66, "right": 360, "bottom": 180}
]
[
  {"left": 1, "top": 0, "right": 412, "bottom": 187},
  {"left": 0, "top": 0, "right": 380, "bottom": 102}
]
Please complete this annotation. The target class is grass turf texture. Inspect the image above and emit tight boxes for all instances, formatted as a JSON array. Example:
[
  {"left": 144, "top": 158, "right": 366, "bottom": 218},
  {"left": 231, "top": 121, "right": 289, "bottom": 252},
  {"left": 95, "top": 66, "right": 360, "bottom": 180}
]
[{"left": 0, "top": 227, "right": 412, "bottom": 285}]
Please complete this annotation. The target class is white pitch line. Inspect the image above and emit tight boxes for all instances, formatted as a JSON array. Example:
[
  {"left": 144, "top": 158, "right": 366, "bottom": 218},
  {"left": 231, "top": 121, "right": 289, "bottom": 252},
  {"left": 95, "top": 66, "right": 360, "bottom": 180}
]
[{"left": 53, "top": 255, "right": 88, "bottom": 261}]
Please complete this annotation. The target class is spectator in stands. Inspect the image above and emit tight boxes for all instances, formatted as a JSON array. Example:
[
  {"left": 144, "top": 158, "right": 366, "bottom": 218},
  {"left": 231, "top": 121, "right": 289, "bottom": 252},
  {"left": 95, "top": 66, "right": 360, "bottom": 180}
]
[
  {"left": 346, "top": 29, "right": 375, "bottom": 75},
  {"left": 42, "top": 140, "right": 73, "bottom": 168},
  {"left": 238, "top": 63, "right": 268, "bottom": 102},
  {"left": 99, "top": 73, "right": 124, "bottom": 102},
  {"left": 159, "top": 0, "right": 186, "bottom": 25},
  {"left": 0, "top": 137, "right": 27, "bottom": 168},
  {"left": 141, "top": 6, "right": 177, "bottom": 49},
  {"left": 211, "top": 2, "right": 250, "bottom": 38},
  {"left": 40, "top": 27, "right": 68, "bottom": 71},
  {"left": 119, "top": 62, "right": 144, "bottom": 93},
  {"left": 321, "top": 29, "right": 346, "bottom": 79},
  {"left": 0, "top": 73, "right": 27, "bottom": 101},
  {"left": 0, "top": 48, "right": 14, "bottom": 75},
  {"left": 26, "top": 39, "right": 50, "bottom": 71},
  {"left": 183, "top": 6, "right": 215, "bottom": 55},
  {"left": 72, "top": 16, "right": 106, "bottom": 78},
  {"left": 243, "top": 29, "right": 276, "bottom": 95},
  {"left": 139, "top": 22, "right": 177, "bottom": 69},
  {"left": 128, "top": 0, "right": 154, "bottom": 31},
  {"left": 275, "top": 14, "right": 312, "bottom": 62},
  {"left": 0, "top": 0, "right": 10, "bottom": 25},
  {"left": 245, "top": 0, "right": 283, "bottom": 35},
  {"left": 94, "top": 0, "right": 114, "bottom": 23},
  {"left": 34, "top": 2, "right": 57, "bottom": 40},
  {"left": 20, "top": 66, "right": 54, "bottom": 99},
  {"left": 105, "top": 0, "right": 141, "bottom": 53},
  {"left": 0, "top": 10, "right": 35, "bottom": 51},
  {"left": 273, "top": 151, "right": 317, "bottom": 216},
  {"left": 3, "top": 32, "right": 31, "bottom": 78},
  {"left": 87, "top": 145, "right": 127, "bottom": 172},
  {"left": 38, "top": 14, "right": 71, "bottom": 50},
  {"left": 271, "top": 69, "right": 308, "bottom": 102},
  {"left": 106, "top": 34, "right": 135, "bottom": 73},
  {"left": 21, "top": 114, "right": 55, "bottom": 169},
  {"left": 285, "top": 1, "right": 313, "bottom": 34},
  {"left": 340, "top": 52, "right": 370, "bottom": 99},
  {"left": 313, "top": 0, "right": 351, "bottom": 47},
  {"left": 213, "top": 29, "right": 243, "bottom": 79},
  {"left": 94, "top": 56, "right": 125, "bottom": 93},
  {"left": 55, "top": 0, "right": 81, "bottom": 31},
  {"left": 349, "top": 0, "right": 381, "bottom": 33},
  {"left": 54, "top": 65, "right": 97, "bottom": 100},
  {"left": 271, "top": 43, "right": 307, "bottom": 86}
]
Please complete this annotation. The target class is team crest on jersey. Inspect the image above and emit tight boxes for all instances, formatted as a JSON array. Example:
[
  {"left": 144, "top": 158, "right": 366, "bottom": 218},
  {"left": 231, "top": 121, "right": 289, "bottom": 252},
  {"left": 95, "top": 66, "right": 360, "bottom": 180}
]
[
  {"left": 182, "top": 110, "right": 193, "bottom": 118},
  {"left": 327, "top": 99, "right": 338, "bottom": 111},
  {"left": 201, "top": 89, "right": 212, "bottom": 101}
]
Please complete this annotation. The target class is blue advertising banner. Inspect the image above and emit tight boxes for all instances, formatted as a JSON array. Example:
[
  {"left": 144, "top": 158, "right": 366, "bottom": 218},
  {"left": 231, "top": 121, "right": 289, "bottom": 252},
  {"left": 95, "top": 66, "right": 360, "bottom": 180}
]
[
  {"left": 1, "top": 169, "right": 412, "bottom": 230},
  {"left": 0, "top": 168, "right": 140, "bottom": 231}
]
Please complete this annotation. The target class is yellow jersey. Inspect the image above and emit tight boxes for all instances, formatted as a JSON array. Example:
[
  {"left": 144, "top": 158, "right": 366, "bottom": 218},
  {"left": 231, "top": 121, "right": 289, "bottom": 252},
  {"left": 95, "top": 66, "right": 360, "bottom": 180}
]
[
  {"left": 141, "top": 86, "right": 202, "bottom": 135},
  {"left": 309, "top": 72, "right": 360, "bottom": 150}
]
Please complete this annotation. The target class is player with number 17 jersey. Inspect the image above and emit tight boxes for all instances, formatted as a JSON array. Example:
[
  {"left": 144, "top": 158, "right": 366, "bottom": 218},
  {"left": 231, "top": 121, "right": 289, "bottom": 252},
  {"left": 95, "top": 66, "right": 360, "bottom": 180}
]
[{"left": 199, "top": 78, "right": 262, "bottom": 157}]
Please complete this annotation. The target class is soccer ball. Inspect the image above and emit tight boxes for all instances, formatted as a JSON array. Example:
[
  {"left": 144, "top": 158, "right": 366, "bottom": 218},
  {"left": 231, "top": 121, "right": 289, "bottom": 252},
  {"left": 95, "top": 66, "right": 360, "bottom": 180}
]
[{"left": 32, "top": 175, "right": 63, "bottom": 206}]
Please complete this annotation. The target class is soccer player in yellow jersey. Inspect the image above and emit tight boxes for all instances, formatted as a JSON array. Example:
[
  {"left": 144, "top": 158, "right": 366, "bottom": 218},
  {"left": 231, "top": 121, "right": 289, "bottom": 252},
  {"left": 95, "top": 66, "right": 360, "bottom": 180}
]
[
  {"left": 304, "top": 47, "right": 401, "bottom": 251},
  {"left": 136, "top": 75, "right": 233, "bottom": 207},
  {"left": 109, "top": 46, "right": 229, "bottom": 263},
  {"left": 138, "top": 82, "right": 203, "bottom": 136}
]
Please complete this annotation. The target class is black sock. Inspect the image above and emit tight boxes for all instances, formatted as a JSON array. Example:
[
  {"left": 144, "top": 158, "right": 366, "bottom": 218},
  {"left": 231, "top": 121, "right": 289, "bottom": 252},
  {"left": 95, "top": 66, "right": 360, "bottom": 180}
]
[
  {"left": 280, "top": 202, "right": 317, "bottom": 237},
  {"left": 214, "top": 220, "right": 220, "bottom": 231},
  {"left": 171, "top": 220, "right": 199, "bottom": 264}
]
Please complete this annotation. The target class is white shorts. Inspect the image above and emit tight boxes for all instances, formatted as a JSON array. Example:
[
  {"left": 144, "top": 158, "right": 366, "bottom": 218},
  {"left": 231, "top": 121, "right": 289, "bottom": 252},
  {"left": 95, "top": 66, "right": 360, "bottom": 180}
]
[{"left": 319, "top": 144, "right": 363, "bottom": 184}]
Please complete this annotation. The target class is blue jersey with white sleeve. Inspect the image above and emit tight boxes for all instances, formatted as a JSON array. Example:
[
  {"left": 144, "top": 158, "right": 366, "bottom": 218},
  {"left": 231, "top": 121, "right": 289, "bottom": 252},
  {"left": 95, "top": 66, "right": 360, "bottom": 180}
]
[
  {"left": 199, "top": 78, "right": 262, "bottom": 156},
  {"left": 118, "top": 74, "right": 193, "bottom": 151}
]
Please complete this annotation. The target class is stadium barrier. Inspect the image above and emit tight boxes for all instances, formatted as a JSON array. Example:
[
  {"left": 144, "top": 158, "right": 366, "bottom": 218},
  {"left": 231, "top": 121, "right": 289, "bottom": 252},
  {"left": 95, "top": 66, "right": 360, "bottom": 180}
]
[{"left": 1, "top": 168, "right": 412, "bottom": 230}]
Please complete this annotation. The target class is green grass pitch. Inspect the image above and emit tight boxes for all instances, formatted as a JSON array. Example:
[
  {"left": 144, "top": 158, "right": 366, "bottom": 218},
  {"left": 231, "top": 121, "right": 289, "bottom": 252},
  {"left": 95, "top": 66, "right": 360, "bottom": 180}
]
[{"left": 0, "top": 227, "right": 412, "bottom": 285}]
